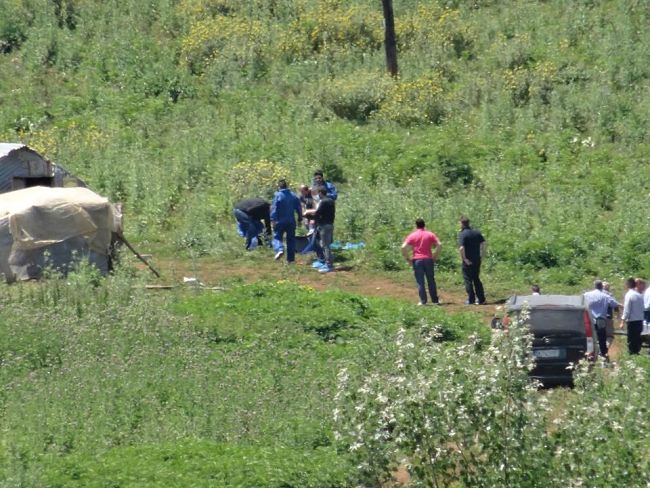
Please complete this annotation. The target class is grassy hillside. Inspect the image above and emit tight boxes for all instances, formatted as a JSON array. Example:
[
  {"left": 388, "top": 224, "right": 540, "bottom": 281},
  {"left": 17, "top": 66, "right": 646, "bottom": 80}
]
[
  {"left": 1, "top": 0, "right": 649, "bottom": 288},
  {"left": 2, "top": 4, "right": 650, "bottom": 485}
]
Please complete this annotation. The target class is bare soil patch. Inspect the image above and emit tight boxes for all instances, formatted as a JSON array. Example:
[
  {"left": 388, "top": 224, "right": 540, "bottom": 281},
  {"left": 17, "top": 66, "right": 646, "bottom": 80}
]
[{"left": 148, "top": 255, "right": 498, "bottom": 322}]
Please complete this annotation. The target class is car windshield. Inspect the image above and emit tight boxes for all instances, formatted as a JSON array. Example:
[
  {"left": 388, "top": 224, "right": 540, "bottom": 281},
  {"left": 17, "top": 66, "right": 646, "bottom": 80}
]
[{"left": 520, "top": 309, "right": 585, "bottom": 336}]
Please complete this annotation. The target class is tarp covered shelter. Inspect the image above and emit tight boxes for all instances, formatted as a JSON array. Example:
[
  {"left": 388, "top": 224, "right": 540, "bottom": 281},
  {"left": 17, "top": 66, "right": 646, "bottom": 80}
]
[
  {"left": 0, "top": 143, "right": 84, "bottom": 193},
  {"left": 0, "top": 186, "right": 120, "bottom": 281}
]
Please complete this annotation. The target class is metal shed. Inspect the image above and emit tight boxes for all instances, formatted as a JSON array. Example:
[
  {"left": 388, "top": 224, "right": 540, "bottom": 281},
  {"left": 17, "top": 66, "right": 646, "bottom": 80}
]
[{"left": 0, "top": 143, "right": 84, "bottom": 193}]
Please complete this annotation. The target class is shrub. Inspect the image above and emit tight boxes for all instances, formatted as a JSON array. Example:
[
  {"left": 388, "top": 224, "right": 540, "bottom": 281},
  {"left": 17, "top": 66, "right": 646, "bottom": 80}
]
[
  {"left": 227, "top": 159, "right": 294, "bottom": 202},
  {"left": 374, "top": 75, "right": 447, "bottom": 126},
  {"left": 335, "top": 309, "right": 650, "bottom": 486},
  {"left": 318, "top": 72, "right": 391, "bottom": 122},
  {"left": 278, "top": 1, "right": 383, "bottom": 61},
  {"left": 180, "top": 15, "right": 268, "bottom": 76}
]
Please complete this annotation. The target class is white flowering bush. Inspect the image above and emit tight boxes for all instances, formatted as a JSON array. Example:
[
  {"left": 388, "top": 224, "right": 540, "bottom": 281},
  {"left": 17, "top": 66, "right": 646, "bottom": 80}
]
[{"left": 334, "top": 311, "right": 650, "bottom": 487}]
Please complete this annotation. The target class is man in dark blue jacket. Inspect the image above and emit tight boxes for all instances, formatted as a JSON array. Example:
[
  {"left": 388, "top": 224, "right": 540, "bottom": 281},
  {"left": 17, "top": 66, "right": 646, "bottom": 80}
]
[
  {"left": 312, "top": 170, "right": 337, "bottom": 201},
  {"left": 271, "top": 179, "right": 302, "bottom": 262},
  {"left": 458, "top": 216, "right": 487, "bottom": 305}
]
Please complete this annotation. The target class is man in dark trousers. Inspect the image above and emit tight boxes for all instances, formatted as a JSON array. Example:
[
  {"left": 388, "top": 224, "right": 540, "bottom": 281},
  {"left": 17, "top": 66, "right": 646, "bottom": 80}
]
[
  {"left": 233, "top": 197, "right": 271, "bottom": 250},
  {"left": 304, "top": 186, "right": 336, "bottom": 273},
  {"left": 458, "top": 216, "right": 487, "bottom": 305},
  {"left": 401, "top": 218, "right": 442, "bottom": 305},
  {"left": 584, "top": 280, "right": 620, "bottom": 358},
  {"left": 271, "top": 179, "right": 302, "bottom": 262}
]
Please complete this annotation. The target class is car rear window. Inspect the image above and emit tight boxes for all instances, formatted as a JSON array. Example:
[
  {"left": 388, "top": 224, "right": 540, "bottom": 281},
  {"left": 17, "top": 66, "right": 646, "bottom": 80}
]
[{"left": 526, "top": 309, "right": 585, "bottom": 335}]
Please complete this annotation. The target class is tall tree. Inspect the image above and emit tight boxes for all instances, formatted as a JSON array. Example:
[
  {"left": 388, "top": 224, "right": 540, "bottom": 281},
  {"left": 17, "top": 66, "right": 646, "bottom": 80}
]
[{"left": 382, "top": 0, "right": 398, "bottom": 77}]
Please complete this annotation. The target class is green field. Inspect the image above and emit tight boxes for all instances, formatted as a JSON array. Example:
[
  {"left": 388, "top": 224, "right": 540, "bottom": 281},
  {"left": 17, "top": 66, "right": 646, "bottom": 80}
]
[{"left": 1, "top": 0, "right": 650, "bottom": 486}]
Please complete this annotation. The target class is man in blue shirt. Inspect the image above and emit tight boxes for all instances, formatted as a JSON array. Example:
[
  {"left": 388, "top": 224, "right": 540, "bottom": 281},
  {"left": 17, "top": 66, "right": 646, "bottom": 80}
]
[
  {"left": 271, "top": 179, "right": 302, "bottom": 263},
  {"left": 584, "top": 280, "right": 620, "bottom": 358},
  {"left": 312, "top": 170, "right": 337, "bottom": 201}
]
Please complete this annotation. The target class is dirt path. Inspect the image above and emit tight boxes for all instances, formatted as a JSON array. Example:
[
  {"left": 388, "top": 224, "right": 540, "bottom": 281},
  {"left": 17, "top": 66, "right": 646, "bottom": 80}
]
[
  {"left": 146, "top": 255, "right": 631, "bottom": 360},
  {"left": 148, "top": 255, "right": 499, "bottom": 322}
]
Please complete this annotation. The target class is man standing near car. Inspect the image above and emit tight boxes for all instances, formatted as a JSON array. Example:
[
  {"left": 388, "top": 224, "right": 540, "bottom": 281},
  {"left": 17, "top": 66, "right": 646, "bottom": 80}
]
[
  {"left": 584, "top": 280, "right": 620, "bottom": 359},
  {"left": 644, "top": 278, "right": 650, "bottom": 330},
  {"left": 271, "top": 179, "right": 302, "bottom": 263},
  {"left": 603, "top": 281, "right": 618, "bottom": 349},
  {"left": 458, "top": 216, "right": 486, "bottom": 305},
  {"left": 620, "top": 277, "right": 645, "bottom": 355},
  {"left": 402, "top": 218, "right": 442, "bottom": 305}
]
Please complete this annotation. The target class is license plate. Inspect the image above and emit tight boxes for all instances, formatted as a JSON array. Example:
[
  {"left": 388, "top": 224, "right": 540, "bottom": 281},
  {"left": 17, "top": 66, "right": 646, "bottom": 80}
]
[{"left": 533, "top": 349, "right": 561, "bottom": 359}]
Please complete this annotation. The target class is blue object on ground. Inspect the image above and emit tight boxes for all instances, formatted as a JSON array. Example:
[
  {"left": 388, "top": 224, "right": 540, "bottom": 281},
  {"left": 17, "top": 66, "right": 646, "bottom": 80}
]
[
  {"left": 312, "top": 260, "right": 325, "bottom": 268},
  {"left": 330, "top": 241, "right": 366, "bottom": 250}
]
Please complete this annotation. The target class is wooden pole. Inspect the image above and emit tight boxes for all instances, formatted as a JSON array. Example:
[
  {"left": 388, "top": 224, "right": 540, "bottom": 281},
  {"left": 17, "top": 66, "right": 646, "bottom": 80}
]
[
  {"left": 116, "top": 233, "right": 161, "bottom": 278},
  {"left": 382, "top": 0, "right": 398, "bottom": 78}
]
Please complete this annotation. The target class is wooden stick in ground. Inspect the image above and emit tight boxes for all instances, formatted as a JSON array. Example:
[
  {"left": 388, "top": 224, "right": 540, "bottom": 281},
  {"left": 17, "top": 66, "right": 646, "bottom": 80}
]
[{"left": 116, "top": 233, "right": 161, "bottom": 278}]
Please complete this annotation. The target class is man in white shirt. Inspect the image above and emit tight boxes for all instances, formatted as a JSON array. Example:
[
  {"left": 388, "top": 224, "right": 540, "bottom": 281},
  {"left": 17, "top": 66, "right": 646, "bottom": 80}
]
[
  {"left": 644, "top": 280, "right": 650, "bottom": 326},
  {"left": 620, "top": 277, "right": 645, "bottom": 355}
]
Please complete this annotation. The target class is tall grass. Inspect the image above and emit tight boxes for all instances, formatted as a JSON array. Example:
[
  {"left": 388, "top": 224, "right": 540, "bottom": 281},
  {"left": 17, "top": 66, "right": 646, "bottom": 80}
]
[{"left": 1, "top": 0, "right": 649, "bottom": 282}]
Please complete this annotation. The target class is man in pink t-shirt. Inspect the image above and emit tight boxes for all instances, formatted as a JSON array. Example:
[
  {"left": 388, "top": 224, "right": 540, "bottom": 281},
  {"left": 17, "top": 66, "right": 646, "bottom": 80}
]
[{"left": 401, "top": 218, "right": 442, "bottom": 305}]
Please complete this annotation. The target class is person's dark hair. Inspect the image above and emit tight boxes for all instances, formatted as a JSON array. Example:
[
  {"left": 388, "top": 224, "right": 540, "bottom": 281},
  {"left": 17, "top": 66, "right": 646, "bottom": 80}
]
[
  {"left": 531, "top": 285, "right": 541, "bottom": 294},
  {"left": 626, "top": 277, "right": 636, "bottom": 289},
  {"left": 313, "top": 169, "right": 324, "bottom": 177},
  {"left": 460, "top": 216, "right": 470, "bottom": 229},
  {"left": 316, "top": 186, "right": 327, "bottom": 196},
  {"left": 593, "top": 280, "right": 603, "bottom": 290},
  {"left": 415, "top": 218, "right": 425, "bottom": 229},
  {"left": 278, "top": 179, "right": 288, "bottom": 189}
]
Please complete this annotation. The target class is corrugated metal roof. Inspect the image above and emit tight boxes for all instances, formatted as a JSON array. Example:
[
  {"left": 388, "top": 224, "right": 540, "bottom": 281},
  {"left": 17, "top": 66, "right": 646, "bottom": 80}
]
[
  {"left": 506, "top": 294, "right": 587, "bottom": 310},
  {"left": 0, "top": 143, "right": 26, "bottom": 159}
]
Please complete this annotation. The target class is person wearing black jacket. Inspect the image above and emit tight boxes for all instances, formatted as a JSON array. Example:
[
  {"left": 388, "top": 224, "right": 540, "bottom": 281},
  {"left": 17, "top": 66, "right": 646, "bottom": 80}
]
[
  {"left": 458, "top": 216, "right": 487, "bottom": 305},
  {"left": 233, "top": 197, "right": 272, "bottom": 250},
  {"left": 304, "top": 187, "right": 335, "bottom": 273}
]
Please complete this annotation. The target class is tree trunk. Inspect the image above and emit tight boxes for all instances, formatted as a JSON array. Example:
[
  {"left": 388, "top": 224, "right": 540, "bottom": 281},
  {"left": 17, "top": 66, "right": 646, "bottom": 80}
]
[{"left": 382, "top": 0, "right": 398, "bottom": 77}]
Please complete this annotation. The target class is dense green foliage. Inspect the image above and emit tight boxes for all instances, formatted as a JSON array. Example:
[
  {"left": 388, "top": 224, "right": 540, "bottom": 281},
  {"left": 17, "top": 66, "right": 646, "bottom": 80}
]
[
  {"left": 0, "top": 270, "right": 484, "bottom": 486},
  {"left": 2, "top": 1, "right": 650, "bottom": 485},
  {"left": 1, "top": 0, "right": 649, "bottom": 285},
  {"left": 336, "top": 313, "right": 650, "bottom": 487},
  {"left": 1, "top": 270, "right": 648, "bottom": 486}
]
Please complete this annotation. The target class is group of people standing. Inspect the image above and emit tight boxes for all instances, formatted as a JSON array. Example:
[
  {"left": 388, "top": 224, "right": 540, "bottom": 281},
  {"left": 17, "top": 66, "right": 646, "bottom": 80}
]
[
  {"left": 400, "top": 216, "right": 487, "bottom": 306},
  {"left": 584, "top": 277, "right": 650, "bottom": 357},
  {"left": 233, "top": 170, "right": 337, "bottom": 273},
  {"left": 235, "top": 174, "right": 489, "bottom": 302}
]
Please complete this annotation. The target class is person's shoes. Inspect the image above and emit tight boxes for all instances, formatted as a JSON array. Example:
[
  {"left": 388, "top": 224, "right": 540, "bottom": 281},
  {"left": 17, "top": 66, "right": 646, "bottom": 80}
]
[
  {"left": 464, "top": 299, "right": 478, "bottom": 305},
  {"left": 312, "top": 259, "right": 325, "bottom": 268},
  {"left": 478, "top": 301, "right": 487, "bottom": 305},
  {"left": 318, "top": 265, "right": 333, "bottom": 273},
  {"left": 431, "top": 301, "right": 441, "bottom": 306},
  {"left": 417, "top": 301, "right": 425, "bottom": 306},
  {"left": 274, "top": 250, "right": 284, "bottom": 260}
]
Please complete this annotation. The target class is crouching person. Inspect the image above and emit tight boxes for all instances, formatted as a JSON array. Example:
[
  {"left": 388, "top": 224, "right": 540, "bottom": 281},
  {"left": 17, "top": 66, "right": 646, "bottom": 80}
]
[{"left": 233, "top": 197, "right": 271, "bottom": 250}]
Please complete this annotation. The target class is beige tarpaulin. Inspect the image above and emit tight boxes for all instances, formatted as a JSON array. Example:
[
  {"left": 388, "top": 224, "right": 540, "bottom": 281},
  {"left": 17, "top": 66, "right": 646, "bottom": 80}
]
[{"left": 0, "top": 186, "right": 119, "bottom": 281}]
